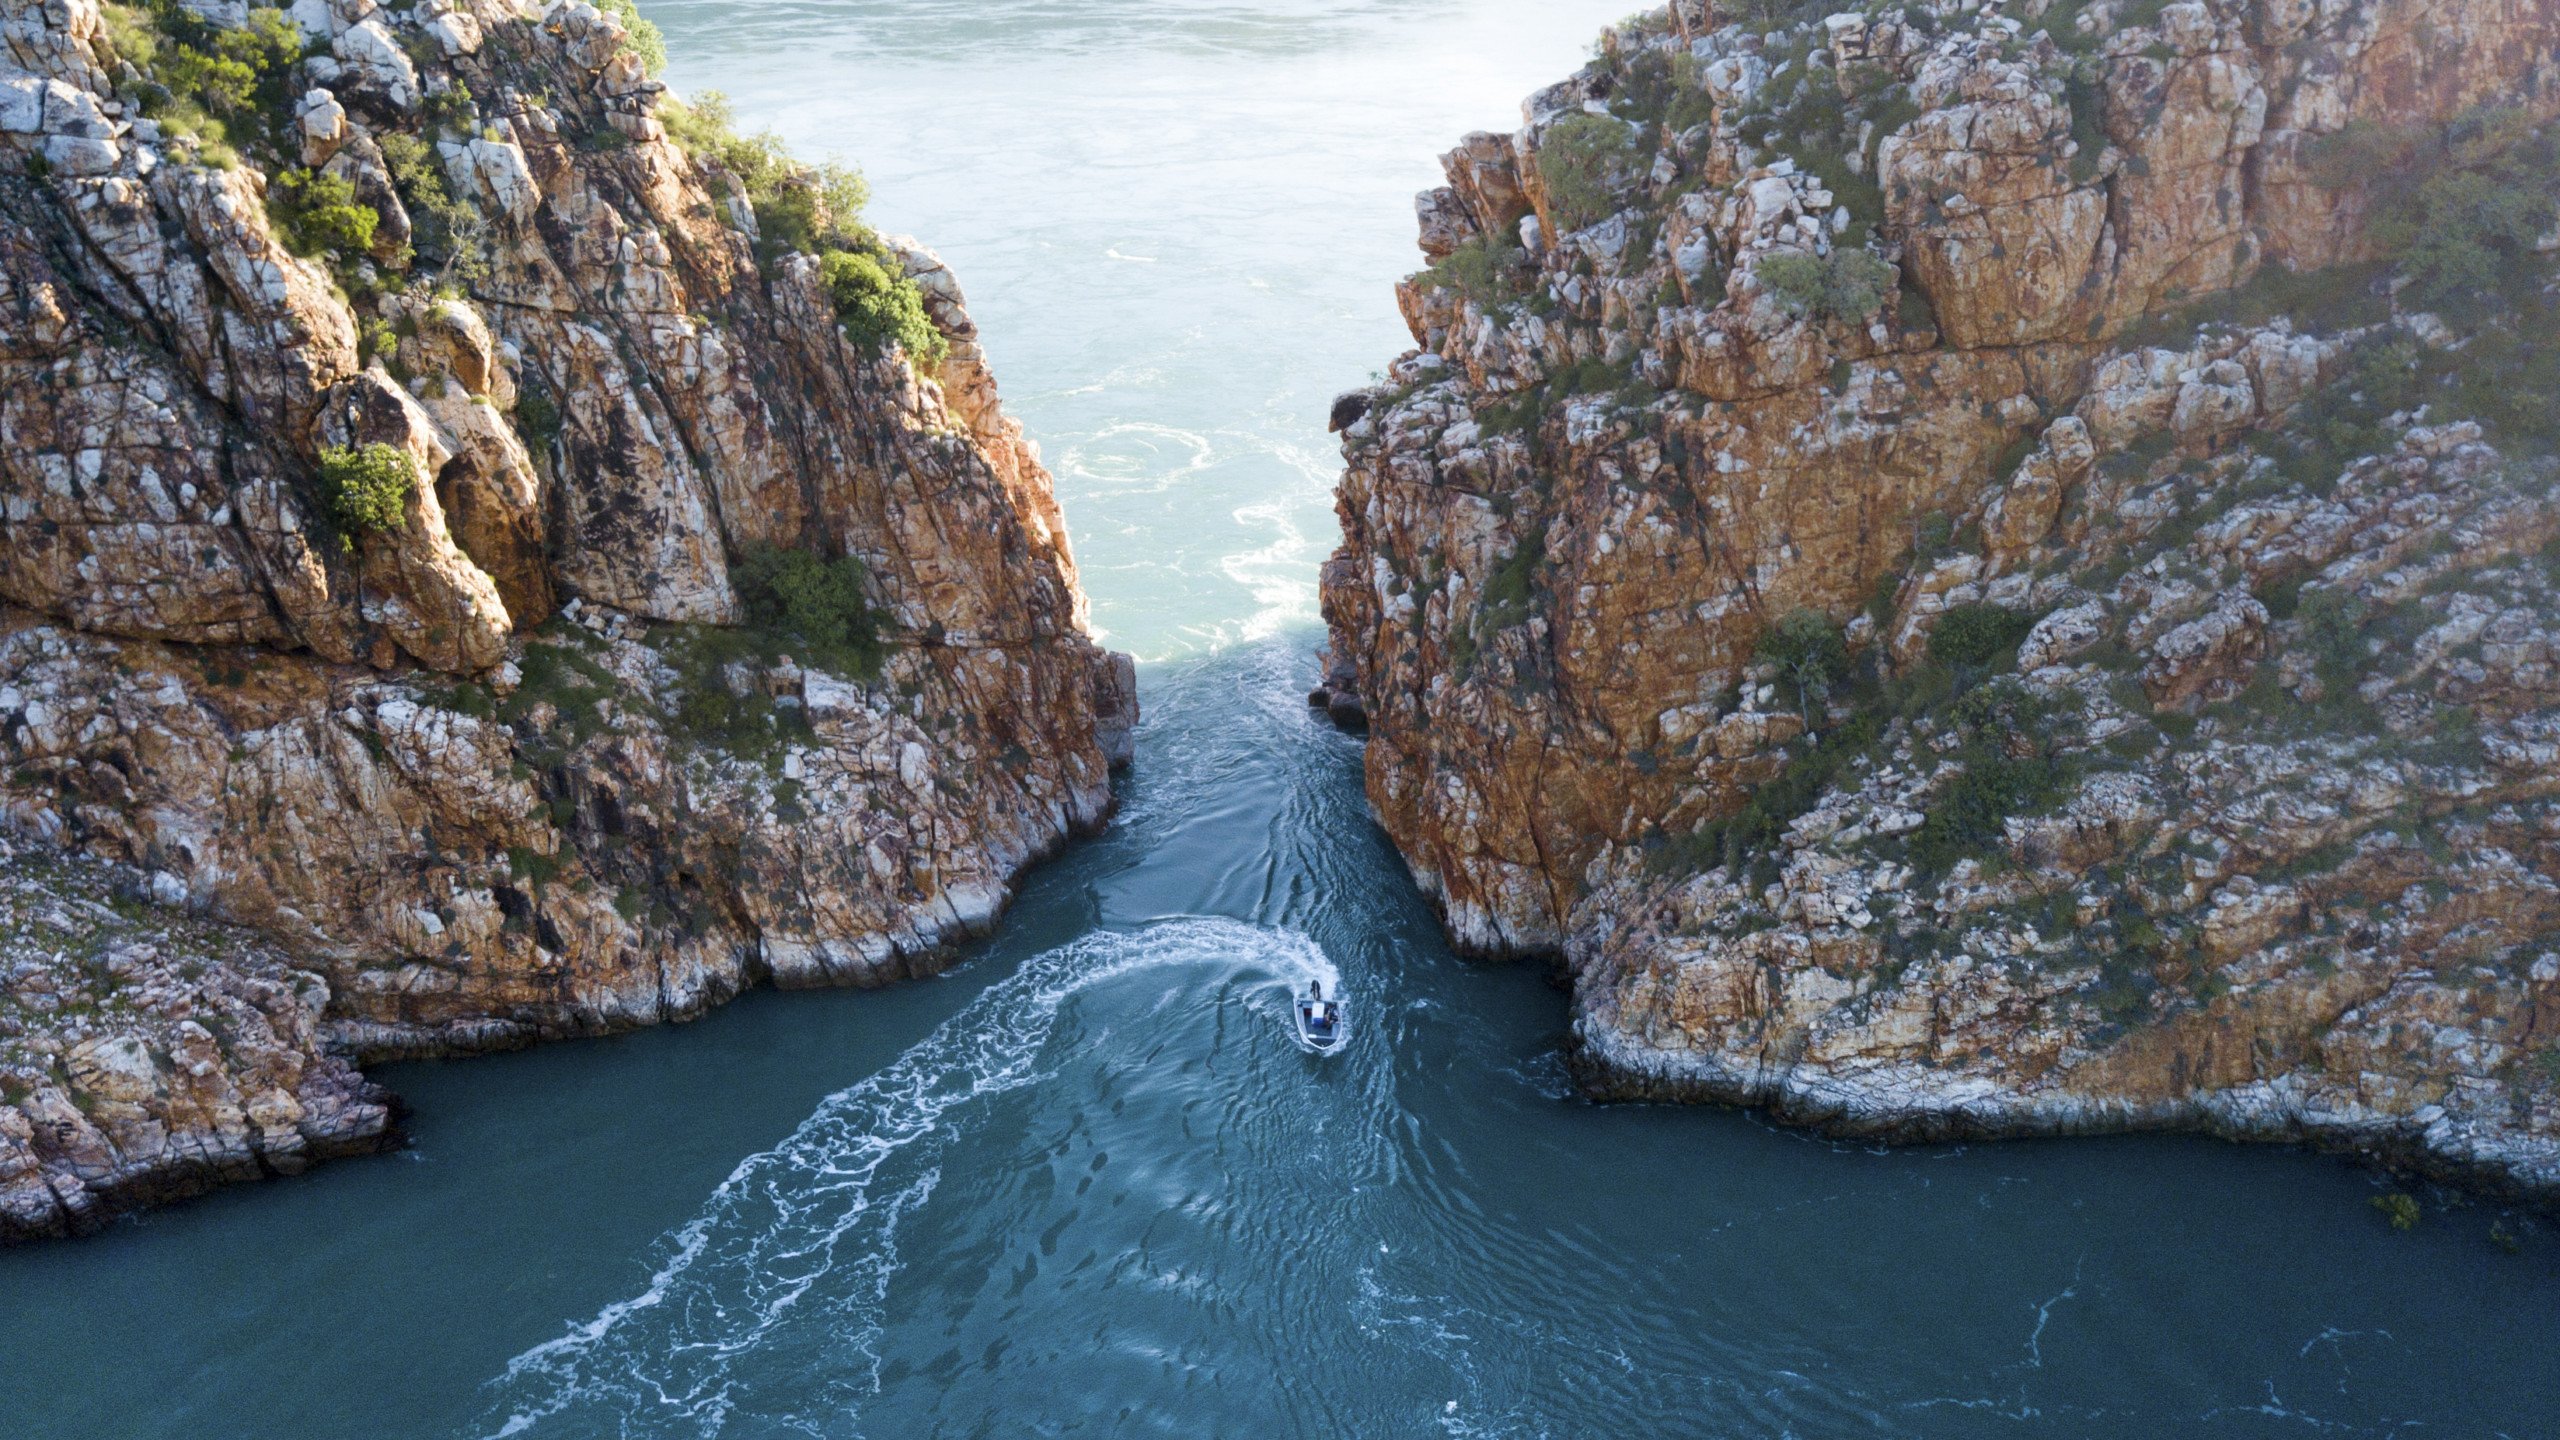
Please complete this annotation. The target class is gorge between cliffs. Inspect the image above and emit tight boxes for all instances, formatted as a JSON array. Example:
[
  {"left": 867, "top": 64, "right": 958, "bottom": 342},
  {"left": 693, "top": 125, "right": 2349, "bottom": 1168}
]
[{"left": 4, "top": 1, "right": 2559, "bottom": 1437}]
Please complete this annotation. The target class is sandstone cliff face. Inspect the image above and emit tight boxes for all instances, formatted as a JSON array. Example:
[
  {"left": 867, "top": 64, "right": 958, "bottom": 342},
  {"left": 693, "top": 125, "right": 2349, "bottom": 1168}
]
[
  {"left": 0, "top": 0, "right": 1135, "bottom": 1235},
  {"left": 1321, "top": 0, "right": 2560, "bottom": 1194}
]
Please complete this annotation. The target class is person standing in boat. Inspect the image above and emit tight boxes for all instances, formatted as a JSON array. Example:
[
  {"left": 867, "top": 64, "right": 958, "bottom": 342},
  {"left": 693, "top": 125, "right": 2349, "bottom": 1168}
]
[{"left": 1307, "top": 980, "right": 1335, "bottom": 1036}]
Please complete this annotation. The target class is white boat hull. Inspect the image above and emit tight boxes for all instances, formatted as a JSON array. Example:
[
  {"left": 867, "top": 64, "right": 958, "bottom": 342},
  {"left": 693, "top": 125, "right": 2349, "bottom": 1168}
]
[{"left": 1294, "top": 1000, "right": 1346, "bottom": 1053}]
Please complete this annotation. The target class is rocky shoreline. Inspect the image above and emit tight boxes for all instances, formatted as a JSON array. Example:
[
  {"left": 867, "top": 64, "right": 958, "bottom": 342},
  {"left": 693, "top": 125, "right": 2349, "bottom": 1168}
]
[
  {"left": 0, "top": 833, "right": 399, "bottom": 1239},
  {"left": 1571, "top": 1009, "right": 2560, "bottom": 1204}
]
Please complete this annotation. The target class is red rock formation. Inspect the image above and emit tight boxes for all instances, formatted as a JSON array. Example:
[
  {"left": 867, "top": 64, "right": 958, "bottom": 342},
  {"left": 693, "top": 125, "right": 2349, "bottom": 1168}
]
[
  {"left": 0, "top": 0, "right": 1134, "bottom": 1234},
  {"left": 1322, "top": 0, "right": 2560, "bottom": 1195}
]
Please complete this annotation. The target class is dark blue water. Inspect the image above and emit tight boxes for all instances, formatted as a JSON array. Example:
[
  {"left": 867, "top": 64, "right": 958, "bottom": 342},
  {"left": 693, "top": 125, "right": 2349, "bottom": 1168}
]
[
  {"left": 3, "top": 643, "right": 2555, "bottom": 1437},
  {"left": 2, "top": 4, "right": 2555, "bottom": 1435}
]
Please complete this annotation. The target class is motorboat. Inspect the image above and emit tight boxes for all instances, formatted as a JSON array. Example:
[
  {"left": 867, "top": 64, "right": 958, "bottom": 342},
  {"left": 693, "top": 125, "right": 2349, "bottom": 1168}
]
[{"left": 1294, "top": 984, "right": 1346, "bottom": 1054}]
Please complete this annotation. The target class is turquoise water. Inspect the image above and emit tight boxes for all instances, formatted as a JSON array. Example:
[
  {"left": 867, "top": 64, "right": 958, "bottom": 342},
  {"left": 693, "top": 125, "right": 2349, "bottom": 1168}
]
[{"left": 4, "top": 4, "right": 2557, "bottom": 1436}]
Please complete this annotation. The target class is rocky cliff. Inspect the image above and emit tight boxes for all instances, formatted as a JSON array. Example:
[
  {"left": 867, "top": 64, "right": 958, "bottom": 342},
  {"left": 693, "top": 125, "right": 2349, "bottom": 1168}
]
[
  {"left": 1320, "top": 0, "right": 2560, "bottom": 1195},
  {"left": 0, "top": 0, "right": 1135, "bottom": 1237}
]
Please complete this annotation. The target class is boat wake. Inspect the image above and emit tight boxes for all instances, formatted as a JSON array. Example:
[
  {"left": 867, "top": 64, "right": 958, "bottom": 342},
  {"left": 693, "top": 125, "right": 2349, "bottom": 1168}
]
[{"left": 477, "top": 917, "right": 1338, "bottom": 1438}]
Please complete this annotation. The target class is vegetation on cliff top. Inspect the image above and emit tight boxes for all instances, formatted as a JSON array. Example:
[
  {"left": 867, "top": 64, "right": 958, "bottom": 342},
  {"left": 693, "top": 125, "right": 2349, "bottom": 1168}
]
[
  {"left": 104, "top": 0, "right": 944, "bottom": 366},
  {"left": 100, "top": 1, "right": 306, "bottom": 166},
  {"left": 594, "top": 0, "right": 667, "bottom": 77},
  {"left": 659, "top": 90, "right": 945, "bottom": 362},
  {"left": 84, "top": 0, "right": 959, "bottom": 636},
  {"left": 2321, "top": 106, "right": 2560, "bottom": 321},
  {"left": 822, "top": 249, "right": 947, "bottom": 364}
]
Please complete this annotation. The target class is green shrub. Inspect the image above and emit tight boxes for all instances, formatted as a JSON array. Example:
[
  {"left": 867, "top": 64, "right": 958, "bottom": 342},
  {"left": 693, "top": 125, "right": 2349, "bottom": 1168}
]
[
  {"left": 1759, "top": 608, "right": 1847, "bottom": 721},
  {"left": 270, "top": 167, "right": 377, "bottom": 256},
  {"left": 1927, "top": 603, "right": 2034, "bottom": 669},
  {"left": 1477, "top": 525, "right": 1547, "bottom": 626},
  {"left": 652, "top": 547, "right": 881, "bottom": 763},
  {"left": 2308, "top": 121, "right": 2419, "bottom": 197},
  {"left": 820, "top": 248, "right": 945, "bottom": 362},
  {"left": 2063, "top": 71, "right": 2107, "bottom": 183},
  {"left": 1949, "top": 675, "right": 2058, "bottom": 735},
  {"left": 664, "top": 650, "right": 810, "bottom": 762},
  {"left": 660, "top": 91, "right": 787, "bottom": 194},
  {"left": 317, "top": 443, "right": 417, "bottom": 543},
  {"left": 2120, "top": 258, "right": 2393, "bottom": 352},
  {"left": 2295, "top": 589, "right": 2368, "bottom": 685},
  {"left": 106, "top": 3, "right": 303, "bottom": 127},
  {"left": 1550, "top": 355, "right": 1644, "bottom": 402},
  {"left": 1610, "top": 45, "right": 1719, "bottom": 132},
  {"left": 757, "top": 167, "right": 867, "bottom": 256},
  {"left": 359, "top": 316, "right": 397, "bottom": 365},
  {"left": 2239, "top": 334, "right": 2415, "bottom": 494},
  {"left": 593, "top": 0, "right": 667, "bottom": 76},
  {"left": 2319, "top": 107, "right": 2560, "bottom": 320},
  {"left": 1441, "top": 525, "right": 1549, "bottom": 678},
  {"left": 1755, "top": 248, "right": 1897, "bottom": 321},
  {"left": 421, "top": 80, "right": 477, "bottom": 134},
  {"left": 2385, "top": 166, "right": 2552, "bottom": 316},
  {"left": 731, "top": 545, "right": 882, "bottom": 679},
  {"left": 1419, "top": 233, "right": 1524, "bottom": 308},
  {"left": 661, "top": 91, "right": 870, "bottom": 259},
  {"left": 1538, "top": 113, "right": 1640, "bottom": 231},
  {"left": 1608, "top": 47, "right": 1678, "bottom": 126},
  {"left": 2433, "top": 314, "right": 2560, "bottom": 450},
  {"left": 1908, "top": 749, "right": 2069, "bottom": 876},
  {"left": 514, "top": 383, "right": 562, "bottom": 454},
  {"left": 487, "top": 629, "right": 622, "bottom": 748}
]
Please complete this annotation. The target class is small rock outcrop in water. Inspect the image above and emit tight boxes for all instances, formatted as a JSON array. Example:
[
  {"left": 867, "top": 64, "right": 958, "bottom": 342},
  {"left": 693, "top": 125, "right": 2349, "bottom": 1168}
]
[
  {"left": 0, "top": 0, "right": 1133, "bottom": 1236},
  {"left": 1323, "top": 0, "right": 2560, "bottom": 1195}
]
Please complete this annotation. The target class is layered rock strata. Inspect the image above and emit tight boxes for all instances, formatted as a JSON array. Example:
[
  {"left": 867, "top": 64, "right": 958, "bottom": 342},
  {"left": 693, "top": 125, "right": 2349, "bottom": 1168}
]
[
  {"left": 1321, "top": 0, "right": 2560, "bottom": 1194},
  {"left": 0, "top": 0, "right": 1134, "bottom": 1234}
]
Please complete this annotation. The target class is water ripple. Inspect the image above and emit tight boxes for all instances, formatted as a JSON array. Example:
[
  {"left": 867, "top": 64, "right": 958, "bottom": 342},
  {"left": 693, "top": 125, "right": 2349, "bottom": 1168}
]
[{"left": 479, "top": 918, "right": 1340, "bottom": 1437}]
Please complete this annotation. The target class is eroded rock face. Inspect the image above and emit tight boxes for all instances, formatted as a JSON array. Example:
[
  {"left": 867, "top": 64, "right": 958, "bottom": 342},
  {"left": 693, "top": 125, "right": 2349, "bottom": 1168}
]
[
  {"left": 0, "top": 0, "right": 1133, "bottom": 1234},
  {"left": 1322, "top": 0, "right": 2560, "bottom": 1195},
  {"left": 0, "top": 834, "right": 396, "bottom": 1239},
  {"left": 1569, "top": 409, "right": 2560, "bottom": 1198}
]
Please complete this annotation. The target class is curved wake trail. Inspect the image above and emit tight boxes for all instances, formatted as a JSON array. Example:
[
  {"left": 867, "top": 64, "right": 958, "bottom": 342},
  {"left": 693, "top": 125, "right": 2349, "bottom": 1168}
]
[{"left": 478, "top": 917, "right": 1338, "bottom": 1438}]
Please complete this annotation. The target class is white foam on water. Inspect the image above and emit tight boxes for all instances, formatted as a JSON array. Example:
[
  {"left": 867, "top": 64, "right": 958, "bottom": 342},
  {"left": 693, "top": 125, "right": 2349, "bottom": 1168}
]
[
  {"left": 1056, "top": 421, "right": 1216, "bottom": 496},
  {"left": 1204, "top": 431, "right": 1339, "bottom": 650},
  {"left": 478, "top": 917, "right": 1338, "bottom": 1438},
  {"left": 1219, "top": 494, "right": 1320, "bottom": 645}
]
